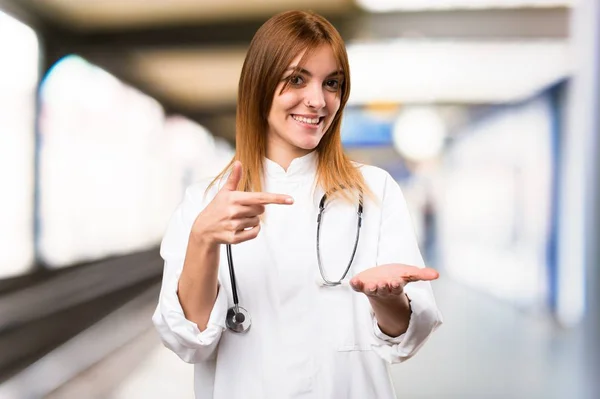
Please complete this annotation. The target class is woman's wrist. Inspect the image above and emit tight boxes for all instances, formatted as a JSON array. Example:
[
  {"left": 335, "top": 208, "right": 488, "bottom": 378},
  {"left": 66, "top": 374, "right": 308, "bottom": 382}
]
[
  {"left": 369, "top": 293, "right": 412, "bottom": 337},
  {"left": 186, "top": 235, "right": 220, "bottom": 272},
  {"left": 189, "top": 224, "right": 219, "bottom": 249}
]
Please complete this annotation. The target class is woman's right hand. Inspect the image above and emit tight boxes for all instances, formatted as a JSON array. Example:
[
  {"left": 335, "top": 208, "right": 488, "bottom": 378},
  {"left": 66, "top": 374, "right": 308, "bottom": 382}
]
[{"left": 190, "top": 161, "right": 294, "bottom": 247}]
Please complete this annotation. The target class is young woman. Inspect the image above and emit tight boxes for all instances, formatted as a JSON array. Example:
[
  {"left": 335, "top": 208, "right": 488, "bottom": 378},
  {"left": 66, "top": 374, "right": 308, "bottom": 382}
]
[{"left": 153, "top": 10, "right": 442, "bottom": 399}]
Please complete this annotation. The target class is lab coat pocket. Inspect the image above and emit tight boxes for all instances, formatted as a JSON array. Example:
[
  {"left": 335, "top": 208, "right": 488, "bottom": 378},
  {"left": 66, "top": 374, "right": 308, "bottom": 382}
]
[{"left": 336, "top": 287, "right": 375, "bottom": 352}]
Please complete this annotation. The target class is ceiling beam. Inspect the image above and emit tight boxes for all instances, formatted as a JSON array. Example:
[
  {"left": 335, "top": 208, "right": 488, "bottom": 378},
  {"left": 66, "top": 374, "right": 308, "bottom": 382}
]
[
  {"left": 41, "top": 13, "right": 359, "bottom": 53},
  {"left": 356, "top": 8, "right": 569, "bottom": 40}
]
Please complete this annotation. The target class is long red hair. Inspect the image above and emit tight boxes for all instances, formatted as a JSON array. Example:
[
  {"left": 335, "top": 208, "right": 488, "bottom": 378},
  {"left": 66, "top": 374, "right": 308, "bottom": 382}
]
[{"left": 209, "top": 10, "right": 371, "bottom": 203}]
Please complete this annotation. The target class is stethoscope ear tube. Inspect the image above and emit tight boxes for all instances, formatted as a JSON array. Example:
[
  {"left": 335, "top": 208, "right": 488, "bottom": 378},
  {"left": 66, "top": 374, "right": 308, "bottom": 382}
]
[{"left": 226, "top": 244, "right": 239, "bottom": 305}]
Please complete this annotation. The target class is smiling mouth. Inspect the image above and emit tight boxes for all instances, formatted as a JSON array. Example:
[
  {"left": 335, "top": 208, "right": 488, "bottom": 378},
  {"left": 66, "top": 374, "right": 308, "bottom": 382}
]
[{"left": 291, "top": 114, "right": 325, "bottom": 126}]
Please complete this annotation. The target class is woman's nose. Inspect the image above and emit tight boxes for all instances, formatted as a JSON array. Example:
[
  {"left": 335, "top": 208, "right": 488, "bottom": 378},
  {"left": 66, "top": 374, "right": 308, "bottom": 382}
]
[{"left": 305, "top": 84, "right": 326, "bottom": 109}]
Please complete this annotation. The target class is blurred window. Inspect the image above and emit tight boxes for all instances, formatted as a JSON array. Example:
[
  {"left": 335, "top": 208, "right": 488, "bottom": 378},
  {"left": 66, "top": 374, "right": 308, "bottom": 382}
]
[
  {"left": 0, "top": 10, "right": 38, "bottom": 278},
  {"left": 38, "top": 55, "right": 167, "bottom": 267},
  {"left": 435, "top": 95, "right": 554, "bottom": 308}
]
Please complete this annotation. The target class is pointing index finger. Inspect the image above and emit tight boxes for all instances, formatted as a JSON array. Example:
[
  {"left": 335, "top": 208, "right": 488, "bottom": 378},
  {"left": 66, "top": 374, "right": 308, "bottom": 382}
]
[{"left": 241, "top": 192, "right": 294, "bottom": 205}]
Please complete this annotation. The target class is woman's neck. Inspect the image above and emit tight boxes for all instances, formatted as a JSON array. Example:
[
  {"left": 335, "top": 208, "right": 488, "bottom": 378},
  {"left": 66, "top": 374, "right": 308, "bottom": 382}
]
[{"left": 266, "top": 146, "right": 313, "bottom": 171}]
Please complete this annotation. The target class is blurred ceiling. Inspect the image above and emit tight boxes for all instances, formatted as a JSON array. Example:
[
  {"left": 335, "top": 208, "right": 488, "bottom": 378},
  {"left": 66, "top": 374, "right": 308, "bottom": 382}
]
[
  {"left": 130, "top": 48, "right": 247, "bottom": 109},
  {"left": 0, "top": 0, "right": 572, "bottom": 141}
]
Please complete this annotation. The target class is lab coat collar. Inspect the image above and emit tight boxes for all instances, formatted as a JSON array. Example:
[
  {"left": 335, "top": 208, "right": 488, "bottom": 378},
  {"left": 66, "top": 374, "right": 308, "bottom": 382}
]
[{"left": 263, "top": 151, "right": 317, "bottom": 180}]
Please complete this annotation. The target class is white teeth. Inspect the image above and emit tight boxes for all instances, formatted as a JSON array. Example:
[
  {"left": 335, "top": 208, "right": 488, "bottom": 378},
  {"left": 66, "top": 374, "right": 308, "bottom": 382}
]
[{"left": 292, "top": 115, "right": 320, "bottom": 125}]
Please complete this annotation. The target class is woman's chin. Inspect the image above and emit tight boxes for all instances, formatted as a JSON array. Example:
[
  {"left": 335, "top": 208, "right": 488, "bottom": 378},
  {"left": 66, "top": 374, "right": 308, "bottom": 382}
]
[
  {"left": 295, "top": 135, "right": 324, "bottom": 150},
  {"left": 296, "top": 141, "right": 320, "bottom": 152}
]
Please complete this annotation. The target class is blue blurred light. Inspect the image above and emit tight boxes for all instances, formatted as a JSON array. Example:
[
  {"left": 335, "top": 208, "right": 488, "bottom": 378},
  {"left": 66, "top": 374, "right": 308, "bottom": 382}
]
[{"left": 341, "top": 108, "right": 393, "bottom": 147}]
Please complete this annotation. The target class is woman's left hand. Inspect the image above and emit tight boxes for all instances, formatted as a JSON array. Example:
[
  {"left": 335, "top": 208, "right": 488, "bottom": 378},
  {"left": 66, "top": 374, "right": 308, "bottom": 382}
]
[{"left": 349, "top": 263, "right": 439, "bottom": 298}]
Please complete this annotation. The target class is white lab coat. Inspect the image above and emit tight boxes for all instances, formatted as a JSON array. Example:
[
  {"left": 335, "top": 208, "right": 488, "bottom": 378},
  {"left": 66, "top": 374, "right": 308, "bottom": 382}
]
[{"left": 153, "top": 152, "right": 443, "bottom": 399}]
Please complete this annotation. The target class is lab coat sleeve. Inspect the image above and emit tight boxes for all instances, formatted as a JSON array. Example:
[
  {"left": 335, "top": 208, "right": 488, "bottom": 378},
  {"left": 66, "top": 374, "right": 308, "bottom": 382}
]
[
  {"left": 370, "top": 171, "right": 443, "bottom": 364},
  {"left": 152, "top": 184, "right": 228, "bottom": 364}
]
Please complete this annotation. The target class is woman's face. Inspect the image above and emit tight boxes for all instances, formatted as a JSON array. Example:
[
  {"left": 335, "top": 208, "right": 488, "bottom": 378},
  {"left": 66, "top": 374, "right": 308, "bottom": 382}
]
[{"left": 266, "top": 45, "right": 343, "bottom": 160}]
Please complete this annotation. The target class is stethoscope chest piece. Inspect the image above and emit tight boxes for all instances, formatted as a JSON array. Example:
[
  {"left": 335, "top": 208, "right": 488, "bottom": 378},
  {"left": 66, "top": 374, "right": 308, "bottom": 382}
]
[{"left": 226, "top": 305, "right": 252, "bottom": 333}]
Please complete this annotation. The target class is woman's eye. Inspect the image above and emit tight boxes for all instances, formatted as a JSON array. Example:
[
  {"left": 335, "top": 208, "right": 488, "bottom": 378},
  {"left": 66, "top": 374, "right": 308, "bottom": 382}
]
[
  {"left": 325, "top": 79, "right": 340, "bottom": 90},
  {"left": 289, "top": 75, "right": 304, "bottom": 85}
]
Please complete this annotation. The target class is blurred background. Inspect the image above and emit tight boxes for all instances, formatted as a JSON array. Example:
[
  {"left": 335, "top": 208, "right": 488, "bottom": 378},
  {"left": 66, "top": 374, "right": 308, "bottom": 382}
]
[{"left": 0, "top": 0, "right": 598, "bottom": 398}]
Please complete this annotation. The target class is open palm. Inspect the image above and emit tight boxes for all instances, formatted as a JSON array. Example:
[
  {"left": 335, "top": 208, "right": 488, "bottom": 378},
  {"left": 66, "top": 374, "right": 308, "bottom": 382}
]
[{"left": 349, "top": 263, "right": 439, "bottom": 298}]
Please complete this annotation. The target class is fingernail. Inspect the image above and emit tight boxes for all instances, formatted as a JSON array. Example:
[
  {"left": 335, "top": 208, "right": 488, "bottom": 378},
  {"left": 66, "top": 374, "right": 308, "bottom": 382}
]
[{"left": 285, "top": 197, "right": 294, "bottom": 204}]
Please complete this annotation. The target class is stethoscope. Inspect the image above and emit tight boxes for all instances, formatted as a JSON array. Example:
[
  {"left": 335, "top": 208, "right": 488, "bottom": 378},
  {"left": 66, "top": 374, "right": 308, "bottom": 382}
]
[{"left": 225, "top": 191, "right": 364, "bottom": 333}]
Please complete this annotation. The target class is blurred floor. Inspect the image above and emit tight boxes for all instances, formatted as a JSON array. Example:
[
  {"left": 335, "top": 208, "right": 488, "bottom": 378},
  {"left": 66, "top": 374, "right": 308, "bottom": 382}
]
[
  {"left": 46, "top": 328, "right": 194, "bottom": 399},
  {"left": 390, "top": 278, "right": 585, "bottom": 399},
  {"left": 44, "top": 276, "right": 586, "bottom": 399}
]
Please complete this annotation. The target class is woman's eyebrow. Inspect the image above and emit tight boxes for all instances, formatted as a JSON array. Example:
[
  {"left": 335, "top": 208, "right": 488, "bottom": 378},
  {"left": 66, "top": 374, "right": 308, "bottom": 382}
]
[{"left": 285, "top": 66, "right": 344, "bottom": 78}]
